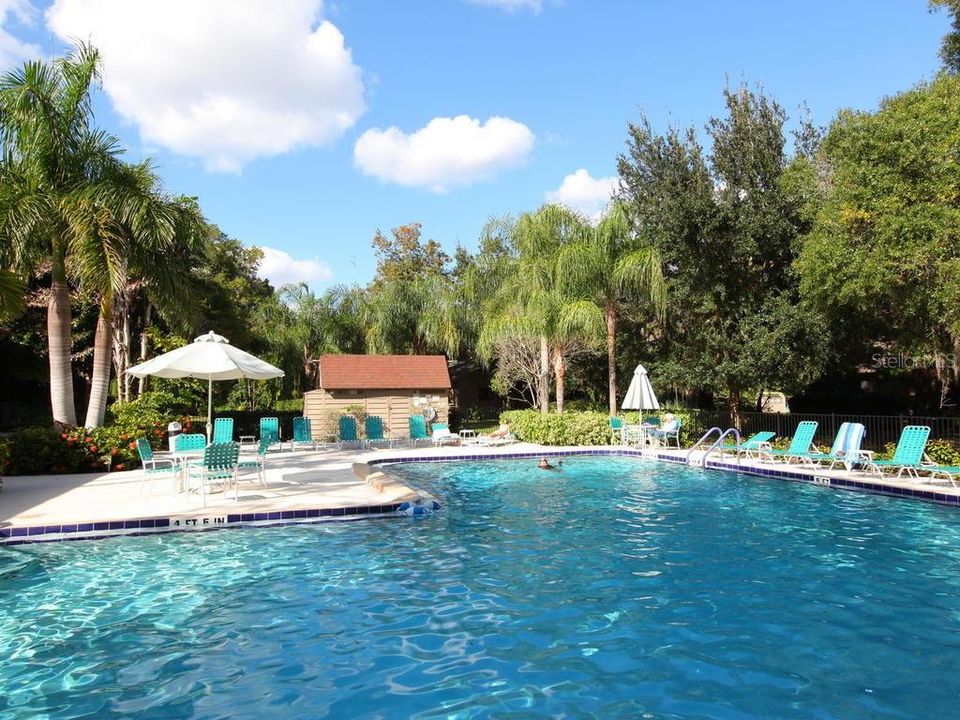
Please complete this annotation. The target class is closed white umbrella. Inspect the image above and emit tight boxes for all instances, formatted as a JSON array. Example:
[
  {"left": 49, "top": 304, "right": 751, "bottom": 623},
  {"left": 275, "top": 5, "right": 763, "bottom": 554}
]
[
  {"left": 621, "top": 364, "right": 659, "bottom": 411},
  {"left": 127, "top": 331, "right": 284, "bottom": 441}
]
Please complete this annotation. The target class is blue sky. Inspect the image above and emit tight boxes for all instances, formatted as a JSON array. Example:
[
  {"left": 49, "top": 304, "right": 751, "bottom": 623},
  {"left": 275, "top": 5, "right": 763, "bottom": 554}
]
[{"left": 0, "top": 0, "right": 949, "bottom": 290}]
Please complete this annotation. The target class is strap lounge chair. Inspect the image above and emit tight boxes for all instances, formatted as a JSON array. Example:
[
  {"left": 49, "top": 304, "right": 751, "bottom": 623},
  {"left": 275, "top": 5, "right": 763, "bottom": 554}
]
[
  {"left": 288, "top": 416, "right": 318, "bottom": 452},
  {"left": 212, "top": 417, "right": 234, "bottom": 444},
  {"left": 722, "top": 431, "right": 776, "bottom": 458},
  {"left": 865, "top": 425, "right": 931, "bottom": 479},
  {"left": 408, "top": 414, "right": 432, "bottom": 447},
  {"left": 477, "top": 424, "right": 516, "bottom": 446},
  {"left": 364, "top": 416, "right": 393, "bottom": 448},
  {"left": 259, "top": 416, "right": 281, "bottom": 451},
  {"left": 431, "top": 422, "right": 461, "bottom": 446},
  {"left": 759, "top": 421, "right": 819, "bottom": 463},
  {"left": 338, "top": 415, "right": 362, "bottom": 448},
  {"left": 806, "top": 422, "right": 868, "bottom": 470}
]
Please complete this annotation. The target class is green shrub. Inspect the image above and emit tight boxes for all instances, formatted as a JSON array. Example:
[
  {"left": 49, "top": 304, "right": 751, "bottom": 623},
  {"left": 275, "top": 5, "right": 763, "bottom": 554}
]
[
  {"left": 924, "top": 439, "right": 960, "bottom": 466},
  {"left": 499, "top": 410, "right": 611, "bottom": 446},
  {"left": 273, "top": 398, "right": 304, "bottom": 412}
]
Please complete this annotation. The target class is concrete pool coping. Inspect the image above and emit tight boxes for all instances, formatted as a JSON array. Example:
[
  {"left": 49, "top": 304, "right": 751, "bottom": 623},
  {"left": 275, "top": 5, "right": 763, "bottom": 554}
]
[{"left": 2, "top": 442, "right": 959, "bottom": 545}]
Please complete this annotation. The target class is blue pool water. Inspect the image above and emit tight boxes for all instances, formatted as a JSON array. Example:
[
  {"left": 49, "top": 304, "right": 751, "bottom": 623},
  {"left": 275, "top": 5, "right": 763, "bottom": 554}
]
[{"left": 2, "top": 457, "right": 960, "bottom": 718}]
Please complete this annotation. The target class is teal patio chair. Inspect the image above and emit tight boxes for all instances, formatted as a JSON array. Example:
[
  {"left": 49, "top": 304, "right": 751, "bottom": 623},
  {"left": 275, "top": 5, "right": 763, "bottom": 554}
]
[
  {"left": 643, "top": 416, "right": 661, "bottom": 427},
  {"left": 136, "top": 438, "right": 177, "bottom": 494},
  {"left": 174, "top": 433, "right": 207, "bottom": 452},
  {"left": 288, "top": 416, "right": 317, "bottom": 452},
  {"left": 186, "top": 442, "right": 240, "bottom": 507},
  {"left": 259, "top": 416, "right": 281, "bottom": 451},
  {"left": 609, "top": 416, "right": 625, "bottom": 445},
  {"left": 805, "top": 422, "right": 868, "bottom": 470},
  {"left": 722, "top": 431, "right": 776, "bottom": 458},
  {"left": 238, "top": 437, "right": 270, "bottom": 487},
  {"left": 866, "top": 425, "right": 931, "bottom": 479},
  {"left": 758, "top": 421, "right": 819, "bottom": 463},
  {"left": 212, "top": 417, "right": 234, "bottom": 444},
  {"left": 364, "top": 416, "right": 392, "bottom": 448},
  {"left": 408, "top": 414, "right": 431, "bottom": 447},
  {"left": 338, "top": 415, "right": 361, "bottom": 448},
  {"left": 652, "top": 417, "right": 683, "bottom": 448}
]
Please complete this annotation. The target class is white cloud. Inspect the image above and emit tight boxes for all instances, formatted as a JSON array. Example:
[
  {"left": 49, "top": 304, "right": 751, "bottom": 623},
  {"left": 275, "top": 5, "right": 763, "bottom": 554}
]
[
  {"left": 354, "top": 115, "right": 535, "bottom": 192},
  {"left": 257, "top": 246, "right": 333, "bottom": 289},
  {"left": 466, "top": 0, "right": 543, "bottom": 11},
  {"left": 0, "top": 0, "right": 41, "bottom": 69},
  {"left": 546, "top": 168, "right": 618, "bottom": 221},
  {"left": 46, "top": 0, "right": 365, "bottom": 172}
]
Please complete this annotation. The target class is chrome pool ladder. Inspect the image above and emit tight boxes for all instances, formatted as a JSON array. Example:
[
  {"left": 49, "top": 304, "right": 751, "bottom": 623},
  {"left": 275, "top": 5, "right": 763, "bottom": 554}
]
[{"left": 685, "top": 427, "right": 741, "bottom": 468}]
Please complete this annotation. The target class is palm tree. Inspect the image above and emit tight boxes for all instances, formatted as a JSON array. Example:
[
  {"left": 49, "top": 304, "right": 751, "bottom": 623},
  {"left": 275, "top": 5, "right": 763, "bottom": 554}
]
[
  {"left": 364, "top": 274, "right": 463, "bottom": 356},
  {"left": 0, "top": 269, "right": 24, "bottom": 322},
  {"left": 74, "top": 164, "right": 204, "bottom": 427},
  {"left": 557, "top": 200, "right": 666, "bottom": 416},
  {"left": 0, "top": 43, "right": 139, "bottom": 426},
  {"left": 475, "top": 205, "right": 598, "bottom": 413}
]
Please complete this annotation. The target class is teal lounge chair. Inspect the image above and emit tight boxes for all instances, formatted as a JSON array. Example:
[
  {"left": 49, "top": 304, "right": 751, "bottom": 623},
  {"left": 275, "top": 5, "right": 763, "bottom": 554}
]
[
  {"left": 722, "top": 431, "right": 776, "bottom": 458},
  {"left": 759, "top": 421, "right": 819, "bottom": 463},
  {"left": 259, "top": 416, "right": 281, "bottom": 450},
  {"left": 408, "top": 414, "right": 431, "bottom": 447},
  {"left": 866, "top": 425, "right": 931, "bottom": 479},
  {"left": 805, "top": 422, "right": 868, "bottom": 470},
  {"left": 431, "top": 422, "right": 461, "bottom": 446},
  {"left": 212, "top": 417, "right": 234, "bottom": 444},
  {"left": 921, "top": 464, "right": 960, "bottom": 488},
  {"left": 288, "top": 416, "right": 317, "bottom": 452},
  {"left": 338, "top": 415, "right": 361, "bottom": 448},
  {"left": 364, "top": 416, "right": 392, "bottom": 448},
  {"left": 185, "top": 442, "right": 240, "bottom": 508},
  {"left": 238, "top": 437, "right": 270, "bottom": 487},
  {"left": 136, "top": 438, "right": 177, "bottom": 494}
]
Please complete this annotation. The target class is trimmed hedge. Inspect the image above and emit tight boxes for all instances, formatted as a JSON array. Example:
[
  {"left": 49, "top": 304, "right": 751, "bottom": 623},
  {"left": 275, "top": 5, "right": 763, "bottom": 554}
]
[{"left": 499, "top": 410, "right": 614, "bottom": 446}]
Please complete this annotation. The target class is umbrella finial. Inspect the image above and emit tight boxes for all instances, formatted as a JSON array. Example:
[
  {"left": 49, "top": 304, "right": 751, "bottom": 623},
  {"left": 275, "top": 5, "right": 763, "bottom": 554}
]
[{"left": 194, "top": 331, "right": 230, "bottom": 344}]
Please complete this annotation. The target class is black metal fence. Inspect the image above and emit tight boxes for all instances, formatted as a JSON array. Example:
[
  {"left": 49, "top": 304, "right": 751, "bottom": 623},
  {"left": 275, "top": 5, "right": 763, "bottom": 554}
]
[{"left": 684, "top": 410, "right": 960, "bottom": 450}]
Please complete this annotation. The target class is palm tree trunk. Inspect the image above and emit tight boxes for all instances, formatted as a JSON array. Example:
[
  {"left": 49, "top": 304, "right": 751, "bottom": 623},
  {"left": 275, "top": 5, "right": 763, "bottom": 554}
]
[
  {"left": 84, "top": 301, "right": 113, "bottom": 428},
  {"left": 606, "top": 304, "right": 617, "bottom": 417},
  {"left": 539, "top": 335, "right": 550, "bottom": 414},
  {"left": 552, "top": 346, "right": 566, "bottom": 414},
  {"left": 48, "top": 252, "right": 77, "bottom": 426},
  {"left": 136, "top": 302, "right": 152, "bottom": 397}
]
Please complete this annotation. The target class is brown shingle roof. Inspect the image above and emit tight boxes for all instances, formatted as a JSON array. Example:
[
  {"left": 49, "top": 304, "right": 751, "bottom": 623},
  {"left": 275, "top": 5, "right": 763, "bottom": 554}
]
[{"left": 317, "top": 354, "right": 451, "bottom": 390}]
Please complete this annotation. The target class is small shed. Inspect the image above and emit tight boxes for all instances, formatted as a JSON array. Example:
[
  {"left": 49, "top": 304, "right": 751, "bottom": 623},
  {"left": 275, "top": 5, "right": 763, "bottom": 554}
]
[{"left": 304, "top": 354, "right": 452, "bottom": 438}]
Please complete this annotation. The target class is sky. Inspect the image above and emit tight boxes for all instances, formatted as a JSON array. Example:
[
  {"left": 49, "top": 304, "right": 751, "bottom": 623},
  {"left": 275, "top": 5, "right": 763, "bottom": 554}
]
[{"left": 0, "top": 0, "right": 950, "bottom": 291}]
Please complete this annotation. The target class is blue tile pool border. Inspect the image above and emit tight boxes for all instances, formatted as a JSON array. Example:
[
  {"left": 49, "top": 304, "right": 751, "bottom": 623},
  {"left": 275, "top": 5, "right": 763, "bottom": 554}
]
[
  {"left": 372, "top": 447, "right": 960, "bottom": 509},
  {"left": 0, "top": 504, "right": 404, "bottom": 546}
]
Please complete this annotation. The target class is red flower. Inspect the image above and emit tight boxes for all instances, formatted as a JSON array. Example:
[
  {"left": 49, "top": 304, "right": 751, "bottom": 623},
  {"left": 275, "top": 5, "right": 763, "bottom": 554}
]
[
  {"left": 88, "top": 445, "right": 98, "bottom": 453},
  {"left": 61, "top": 433, "right": 69, "bottom": 439},
  {"left": 110, "top": 448, "right": 119, "bottom": 456},
  {"left": 129, "top": 441, "right": 137, "bottom": 449},
  {"left": 116, "top": 463, "right": 125, "bottom": 470}
]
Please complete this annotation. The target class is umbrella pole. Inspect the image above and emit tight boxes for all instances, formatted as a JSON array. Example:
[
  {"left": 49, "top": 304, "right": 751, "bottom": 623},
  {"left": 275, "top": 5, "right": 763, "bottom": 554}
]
[{"left": 207, "top": 376, "right": 213, "bottom": 443}]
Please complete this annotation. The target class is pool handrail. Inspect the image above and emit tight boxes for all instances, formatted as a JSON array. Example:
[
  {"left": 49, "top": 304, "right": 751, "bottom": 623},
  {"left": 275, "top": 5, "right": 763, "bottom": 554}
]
[
  {"left": 704, "top": 428, "right": 742, "bottom": 468},
  {"left": 687, "top": 427, "right": 723, "bottom": 465}
]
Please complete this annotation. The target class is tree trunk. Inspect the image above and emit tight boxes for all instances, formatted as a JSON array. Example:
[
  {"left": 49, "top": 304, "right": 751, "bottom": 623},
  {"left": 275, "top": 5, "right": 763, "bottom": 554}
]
[
  {"left": 136, "top": 302, "right": 152, "bottom": 397},
  {"left": 552, "top": 346, "right": 566, "bottom": 414},
  {"left": 539, "top": 335, "right": 550, "bottom": 414},
  {"left": 84, "top": 303, "right": 113, "bottom": 428},
  {"left": 606, "top": 304, "right": 617, "bottom": 417},
  {"left": 728, "top": 384, "right": 742, "bottom": 430},
  {"left": 48, "top": 254, "right": 77, "bottom": 426},
  {"left": 111, "top": 287, "right": 130, "bottom": 403}
]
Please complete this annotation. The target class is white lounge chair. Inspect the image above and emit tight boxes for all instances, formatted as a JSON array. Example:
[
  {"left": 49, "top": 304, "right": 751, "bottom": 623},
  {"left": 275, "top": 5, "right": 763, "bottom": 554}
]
[{"left": 431, "top": 423, "right": 461, "bottom": 446}]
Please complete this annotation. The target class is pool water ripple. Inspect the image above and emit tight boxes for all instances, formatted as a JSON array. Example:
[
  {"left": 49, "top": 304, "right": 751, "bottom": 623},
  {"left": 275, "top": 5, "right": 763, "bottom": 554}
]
[{"left": 2, "top": 456, "right": 960, "bottom": 718}]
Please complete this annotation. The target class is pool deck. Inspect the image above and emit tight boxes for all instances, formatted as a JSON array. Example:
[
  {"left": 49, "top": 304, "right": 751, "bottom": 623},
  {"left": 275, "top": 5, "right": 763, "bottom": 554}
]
[{"left": 2, "top": 442, "right": 959, "bottom": 545}]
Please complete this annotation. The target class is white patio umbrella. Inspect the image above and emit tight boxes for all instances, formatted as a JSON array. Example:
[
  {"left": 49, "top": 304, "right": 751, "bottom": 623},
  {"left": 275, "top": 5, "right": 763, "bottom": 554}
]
[
  {"left": 126, "top": 331, "right": 284, "bottom": 441},
  {"left": 621, "top": 364, "right": 660, "bottom": 411}
]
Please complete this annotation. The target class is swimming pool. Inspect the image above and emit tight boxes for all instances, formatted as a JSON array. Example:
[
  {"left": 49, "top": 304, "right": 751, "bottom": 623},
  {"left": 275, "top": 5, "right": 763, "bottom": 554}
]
[{"left": 2, "top": 456, "right": 960, "bottom": 718}]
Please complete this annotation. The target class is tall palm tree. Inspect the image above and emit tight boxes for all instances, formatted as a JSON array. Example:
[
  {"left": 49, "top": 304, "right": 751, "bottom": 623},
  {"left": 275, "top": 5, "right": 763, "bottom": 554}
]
[
  {"left": 74, "top": 164, "right": 203, "bottom": 427},
  {"left": 557, "top": 200, "right": 666, "bottom": 416},
  {"left": 0, "top": 43, "right": 137, "bottom": 426},
  {"left": 476, "top": 205, "right": 597, "bottom": 413}
]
